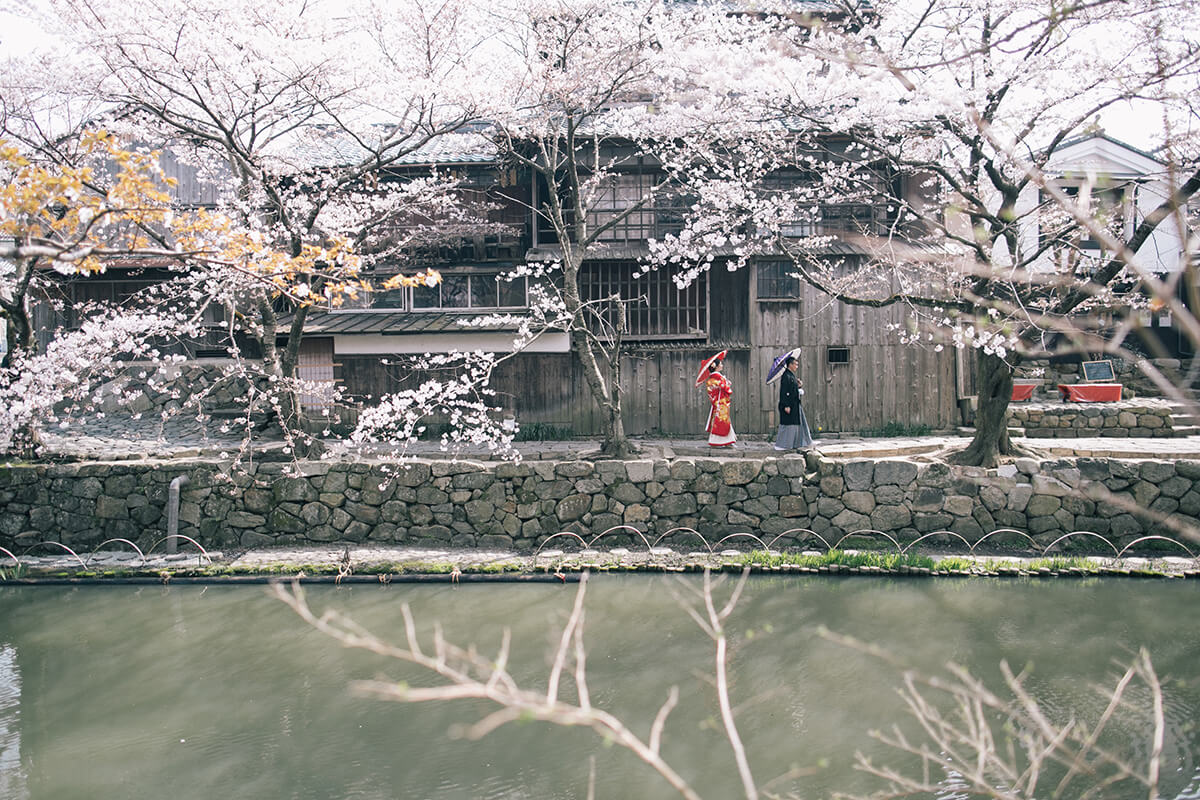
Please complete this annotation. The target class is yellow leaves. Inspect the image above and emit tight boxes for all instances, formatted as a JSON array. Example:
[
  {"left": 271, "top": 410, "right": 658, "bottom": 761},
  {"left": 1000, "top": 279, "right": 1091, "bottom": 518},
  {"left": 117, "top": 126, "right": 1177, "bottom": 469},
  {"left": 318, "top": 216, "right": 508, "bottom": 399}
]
[
  {"left": 382, "top": 268, "right": 441, "bottom": 290},
  {"left": 1, "top": 130, "right": 177, "bottom": 266},
  {"left": 1, "top": 130, "right": 404, "bottom": 309}
]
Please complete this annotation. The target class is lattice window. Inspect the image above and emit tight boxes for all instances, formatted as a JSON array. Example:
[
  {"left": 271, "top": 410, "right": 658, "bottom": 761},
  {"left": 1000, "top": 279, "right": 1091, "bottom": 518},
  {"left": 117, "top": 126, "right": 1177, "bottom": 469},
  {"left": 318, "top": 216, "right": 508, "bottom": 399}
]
[
  {"left": 757, "top": 260, "right": 800, "bottom": 299},
  {"left": 579, "top": 261, "right": 706, "bottom": 339}
]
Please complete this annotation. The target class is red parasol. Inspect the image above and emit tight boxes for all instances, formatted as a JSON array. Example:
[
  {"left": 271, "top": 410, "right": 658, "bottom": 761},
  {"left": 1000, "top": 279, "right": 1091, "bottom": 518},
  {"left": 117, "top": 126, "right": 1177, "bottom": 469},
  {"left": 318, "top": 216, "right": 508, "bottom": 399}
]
[{"left": 694, "top": 350, "right": 728, "bottom": 387}]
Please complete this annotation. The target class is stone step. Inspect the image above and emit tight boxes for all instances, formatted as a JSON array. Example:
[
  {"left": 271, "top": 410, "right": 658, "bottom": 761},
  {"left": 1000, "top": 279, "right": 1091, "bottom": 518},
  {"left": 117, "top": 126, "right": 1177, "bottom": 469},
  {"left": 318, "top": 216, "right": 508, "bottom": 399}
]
[{"left": 1169, "top": 424, "right": 1200, "bottom": 436}]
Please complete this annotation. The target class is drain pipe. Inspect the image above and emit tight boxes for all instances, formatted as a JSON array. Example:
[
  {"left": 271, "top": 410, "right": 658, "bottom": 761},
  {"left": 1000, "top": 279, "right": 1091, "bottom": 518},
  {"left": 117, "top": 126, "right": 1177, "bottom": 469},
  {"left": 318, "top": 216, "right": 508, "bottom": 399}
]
[{"left": 167, "top": 475, "right": 190, "bottom": 555}]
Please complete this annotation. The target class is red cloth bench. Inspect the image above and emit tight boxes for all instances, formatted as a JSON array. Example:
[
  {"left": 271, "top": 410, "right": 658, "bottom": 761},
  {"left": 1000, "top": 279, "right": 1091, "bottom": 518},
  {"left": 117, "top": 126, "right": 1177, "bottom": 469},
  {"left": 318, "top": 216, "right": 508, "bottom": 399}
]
[
  {"left": 1011, "top": 384, "right": 1036, "bottom": 402},
  {"left": 1058, "top": 383, "right": 1122, "bottom": 402}
]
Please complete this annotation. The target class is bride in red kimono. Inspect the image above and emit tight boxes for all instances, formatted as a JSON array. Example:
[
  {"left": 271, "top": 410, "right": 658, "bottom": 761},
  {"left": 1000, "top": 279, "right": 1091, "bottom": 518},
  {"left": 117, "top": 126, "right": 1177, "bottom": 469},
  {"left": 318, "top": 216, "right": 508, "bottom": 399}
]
[{"left": 701, "top": 352, "right": 736, "bottom": 447}]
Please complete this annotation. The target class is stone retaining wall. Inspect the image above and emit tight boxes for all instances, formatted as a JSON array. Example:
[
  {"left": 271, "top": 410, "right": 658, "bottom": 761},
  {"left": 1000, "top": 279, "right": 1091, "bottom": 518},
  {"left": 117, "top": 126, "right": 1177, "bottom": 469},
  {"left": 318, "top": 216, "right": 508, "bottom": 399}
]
[
  {"left": 3, "top": 454, "right": 1198, "bottom": 555},
  {"left": 1007, "top": 399, "right": 1185, "bottom": 438}
]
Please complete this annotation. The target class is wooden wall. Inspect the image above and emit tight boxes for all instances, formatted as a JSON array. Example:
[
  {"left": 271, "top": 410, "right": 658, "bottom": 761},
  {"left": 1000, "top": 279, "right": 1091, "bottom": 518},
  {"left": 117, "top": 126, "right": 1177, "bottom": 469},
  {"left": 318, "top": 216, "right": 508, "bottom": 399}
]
[
  {"left": 329, "top": 267, "right": 963, "bottom": 436},
  {"left": 336, "top": 339, "right": 956, "bottom": 437},
  {"left": 750, "top": 286, "right": 959, "bottom": 434}
]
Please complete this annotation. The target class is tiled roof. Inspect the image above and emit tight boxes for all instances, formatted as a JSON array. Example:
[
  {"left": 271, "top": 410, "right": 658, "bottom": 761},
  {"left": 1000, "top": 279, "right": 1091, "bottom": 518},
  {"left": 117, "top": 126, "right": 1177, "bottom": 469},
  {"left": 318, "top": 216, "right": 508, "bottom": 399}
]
[
  {"left": 275, "top": 128, "right": 498, "bottom": 169},
  {"left": 279, "top": 310, "right": 519, "bottom": 336}
]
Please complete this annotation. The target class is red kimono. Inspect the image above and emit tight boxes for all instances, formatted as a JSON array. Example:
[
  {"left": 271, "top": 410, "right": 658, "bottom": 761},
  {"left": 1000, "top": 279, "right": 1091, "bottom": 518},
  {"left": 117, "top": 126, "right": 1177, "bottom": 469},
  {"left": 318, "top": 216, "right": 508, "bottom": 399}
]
[{"left": 705, "top": 370, "right": 737, "bottom": 446}]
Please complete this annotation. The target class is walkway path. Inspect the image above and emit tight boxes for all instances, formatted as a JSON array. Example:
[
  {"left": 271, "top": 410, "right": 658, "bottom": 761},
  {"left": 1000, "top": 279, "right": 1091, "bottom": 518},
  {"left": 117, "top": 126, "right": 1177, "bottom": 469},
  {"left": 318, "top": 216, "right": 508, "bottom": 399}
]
[{"left": 35, "top": 420, "right": 1200, "bottom": 462}]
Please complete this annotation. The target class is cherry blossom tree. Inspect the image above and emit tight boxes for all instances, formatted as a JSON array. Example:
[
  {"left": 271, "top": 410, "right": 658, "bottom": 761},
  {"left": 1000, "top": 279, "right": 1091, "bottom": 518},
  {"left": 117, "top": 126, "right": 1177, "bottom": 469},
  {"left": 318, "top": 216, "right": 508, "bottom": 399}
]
[
  {"left": 656, "top": 0, "right": 1200, "bottom": 466},
  {"left": 7, "top": 0, "right": 492, "bottom": 428},
  {"left": 475, "top": 0, "right": 797, "bottom": 457},
  {"left": 814, "top": 0, "right": 1200, "bottom": 467}
]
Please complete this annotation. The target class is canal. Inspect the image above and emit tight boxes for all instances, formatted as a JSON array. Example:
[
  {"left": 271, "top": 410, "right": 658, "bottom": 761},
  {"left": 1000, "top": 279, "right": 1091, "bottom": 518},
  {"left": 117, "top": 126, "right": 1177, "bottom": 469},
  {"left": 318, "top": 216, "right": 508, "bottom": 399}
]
[{"left": 1, "top": 576, "right": 1198, "bottom": 799}]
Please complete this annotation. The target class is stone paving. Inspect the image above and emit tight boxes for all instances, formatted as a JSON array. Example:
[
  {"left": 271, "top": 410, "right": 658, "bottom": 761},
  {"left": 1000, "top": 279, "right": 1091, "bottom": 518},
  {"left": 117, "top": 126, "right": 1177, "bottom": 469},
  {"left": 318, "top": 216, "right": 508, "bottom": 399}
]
[{"left": 36, "top": 415, "right": 1200, "bottom": 463}]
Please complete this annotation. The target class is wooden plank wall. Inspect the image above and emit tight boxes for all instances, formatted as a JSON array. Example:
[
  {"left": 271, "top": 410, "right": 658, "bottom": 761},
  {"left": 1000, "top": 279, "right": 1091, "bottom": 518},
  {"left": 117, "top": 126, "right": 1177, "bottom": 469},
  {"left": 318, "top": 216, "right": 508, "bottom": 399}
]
[
  {"left": 333, "top": 276, "right": 961, "bottom": 436},
  {"left": 752, "top": 286, "right": 959, "bottom": 434}
]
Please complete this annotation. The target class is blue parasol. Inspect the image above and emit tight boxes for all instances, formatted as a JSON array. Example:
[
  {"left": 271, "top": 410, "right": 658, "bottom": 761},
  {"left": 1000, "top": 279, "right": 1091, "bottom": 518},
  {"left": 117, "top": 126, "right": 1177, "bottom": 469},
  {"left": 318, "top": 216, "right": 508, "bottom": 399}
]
[{"left": 765, "top": 347, "right": 802, "bottom": 385}]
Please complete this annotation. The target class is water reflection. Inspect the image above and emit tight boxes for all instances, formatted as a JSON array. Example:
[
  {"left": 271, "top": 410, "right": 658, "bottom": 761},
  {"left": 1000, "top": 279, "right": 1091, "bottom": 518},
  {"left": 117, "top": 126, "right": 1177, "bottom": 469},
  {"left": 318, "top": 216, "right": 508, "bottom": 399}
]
[
  {"left": 0, "top": 579, "right": 1198, "bottom": 799},
  {"left": 0, "top": 644, "right": 27, "bottom": 800}
]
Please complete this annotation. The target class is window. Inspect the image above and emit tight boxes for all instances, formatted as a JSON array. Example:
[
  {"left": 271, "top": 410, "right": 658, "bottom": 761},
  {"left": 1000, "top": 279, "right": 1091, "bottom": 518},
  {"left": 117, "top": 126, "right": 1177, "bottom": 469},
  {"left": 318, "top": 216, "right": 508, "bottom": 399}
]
[
  {"left": 589, "top": 174, "right": 657, "bottom": 242},
  {"left": 1040, "top": 184, "right": 1128, "bottom": 252},
  {"left": 579, "top": 261, "right": 707, "bottom": 338},
  {"left": 760, "top": 169, "right": 891, "bottom": 237},
  {"left": 414, "top": 273, "right": 527, "bottom": 310},
  {"left": 827, "top": 347, "right": 850, "bottom": 364},
  {"left": 757, "top": 260, "right": 800, "bottom": 299},
  {"left": 335, "top": 273, "right": 527, "bottom": 312}
]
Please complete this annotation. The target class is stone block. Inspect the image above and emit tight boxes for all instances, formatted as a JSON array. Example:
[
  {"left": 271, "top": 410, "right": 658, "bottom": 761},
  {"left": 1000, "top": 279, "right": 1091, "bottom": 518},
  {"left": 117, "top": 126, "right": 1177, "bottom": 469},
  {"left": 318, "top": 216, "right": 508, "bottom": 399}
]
[
  {"left": 1026, "top": 495, "right": 1062, "bottom": 517},
  {"left": 942, "top": 495, "right": 974, "bottom": 517},
  {"left": 766, "top": 475, "right": 791, "bottom": 496},
  {"left": 1027, "top": 516, "right": 1059, "bottom": 534},
  {"left": 1175, "top": 461, "right": 1200, "bottom": 480},
  {"left": 452, "top": 472, "right": 495, "bottom": 491},
  {"left": 300, "top": 502, "right": 330, "bottom": 526},
  {"left": 1132, "top": 481, "right": 1161, "bottom": 507},
  {"left": 1031, "top": 475, "right": 1070, "bottom": 497},
  {"left": 467, "top": 499, "right": 498, "bottom": 524},
  {"left": 875, "top": 485, "right": 905, "bottom": 505},
  {"left": 972, "top": 506, "right": 996, "bottom": 531},
  {"left": 874, "top": 460, "right": 918, "bottom": 487},
  {"left": 652, "top": 494, "right": 697, "bottom": 518},
  {"left": 819, "top": 476, "right": 845, "bottom": 496},
  {"left": 949, "top": 517, "right": 985, "bottom": 539},
  {"left": 388, "top": 463, "right": 427, "bottom": 489},
  {"left": 1149, "top": 496, "right": 1179, "bottom": 514},
  {"left": 914, "top": 512, "right": 954, "bottom": 532},
  {"left": 575, "top": 478, "right": 605, "bottom": 495},
  {"left": 842, "top": 461, "right": 874, "bottom": 491},
  {"left": 728, "top": 510, "right": 759, "bottom": 526},
  {"left": 979, "top": 486, "right": 1006, "bottom": 511},
  {"left": 844, "top": 491, "right": 873, "bottom": 515},
  {"left": 670, "top": 460, "right": 698, "bottom": 481},
  {"left": 416, "top": 486, "right": 449, "bottom": 505},
  {"left": 1015, "top": 458, "right": 1040, "bottom": 475},
  {"left": 779, "top": 496, "right": 807, "bottom": 517},
  {"left": 911, "top": 487, "right": 944, "bottom": 512},
  {"left": 626, "top": 461, "right": 655, "bottom": 483},
  {"left": 1007, "top": 484, "right": 1033, "bottom": 512},
  {"left": 816, "top": 497, "right": 845, "bottom": 518},
  {"left": 871, "top": 505, "right": 911, "bottom": 530},
  {"left": 1061, "top": 495, "right": 1095, "bottom": 516},
  {"left": 1159, "top": 476, "right": 1191, "bottom": 499},
  {"left": 717, "top": 485, "right": 748, "bottom": 505},
  {"left": 1108, "top": 514, "right": 1143, "bottom": 538},
  {"left": 1073, "top": 516, "right": 1110, "bottom": 534},
  {"left": 273, "top": 477, "right": 317, "bottom": 504},
  {"left": 94, "top": 495, "right": 129, "bottom": 520},
  {"left": 270, "top": 507, "right": 306, "bottom": 534},
  {"left": 624, "top": 504, "right": 651, "bottom": 524},
  {"left": 721, "top": 461, "right": 761, "bottom": 486},
  {"left": 916, "top": 462, "right": 951, "bottom": 488},
  {"left": 609, "top": 482, "right": 646, "bottom": 505},
  {"left": 832, "top": 509, "right": 871, "bottom": 531},
  {"left": 1139, "top": 461, "right": 1176, "bottom": 483},
  {"left": 414, "top": 525, "right": 456, "bottom": 543}
]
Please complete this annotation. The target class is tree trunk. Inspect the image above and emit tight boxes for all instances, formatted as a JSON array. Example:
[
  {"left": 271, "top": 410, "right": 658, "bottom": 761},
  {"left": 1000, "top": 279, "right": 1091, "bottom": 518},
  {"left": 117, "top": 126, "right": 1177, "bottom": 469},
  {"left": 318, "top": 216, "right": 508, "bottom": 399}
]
[{"left": 950, "top": 350, "right": 1020, "bottom": 467}]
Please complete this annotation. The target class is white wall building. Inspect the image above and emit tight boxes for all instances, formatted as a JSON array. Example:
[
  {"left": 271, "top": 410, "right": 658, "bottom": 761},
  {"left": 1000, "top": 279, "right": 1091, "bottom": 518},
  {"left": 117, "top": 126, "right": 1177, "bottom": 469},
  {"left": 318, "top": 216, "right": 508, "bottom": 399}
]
[{"left": 1013, "top": 132, "right": 1189, "bottom": 275}]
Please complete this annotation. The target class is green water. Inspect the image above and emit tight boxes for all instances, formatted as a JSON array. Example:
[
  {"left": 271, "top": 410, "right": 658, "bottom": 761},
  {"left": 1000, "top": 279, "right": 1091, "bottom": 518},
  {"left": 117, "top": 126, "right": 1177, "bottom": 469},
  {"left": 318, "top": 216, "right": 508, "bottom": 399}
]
[{"left": 1, "top": 576, "right": 1199, "bottom": 799}]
